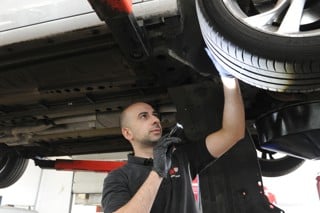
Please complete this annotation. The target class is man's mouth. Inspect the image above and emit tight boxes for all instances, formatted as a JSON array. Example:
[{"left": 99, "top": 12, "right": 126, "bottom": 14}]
[{"left": 150, "top": 128, "right": 161, "bottom": 134}]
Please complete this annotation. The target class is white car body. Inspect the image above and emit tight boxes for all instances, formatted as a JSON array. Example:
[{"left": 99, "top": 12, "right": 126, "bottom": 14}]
[{"left": 0, "top": 0, "right": 178, "bottom": 47}]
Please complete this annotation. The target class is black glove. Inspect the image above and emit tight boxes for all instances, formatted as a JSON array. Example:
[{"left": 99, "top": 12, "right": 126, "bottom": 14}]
[
  {"left": 152, "top": 135, "right": 181, "bottom": 178},
  {"left": 205, "top": 47, "right": 234, "bottom": 78}
]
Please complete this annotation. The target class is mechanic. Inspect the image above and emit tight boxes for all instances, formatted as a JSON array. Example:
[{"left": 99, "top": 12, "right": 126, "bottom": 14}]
[{"left": 101, "top": 51, "right": 245, "bottom": 213}]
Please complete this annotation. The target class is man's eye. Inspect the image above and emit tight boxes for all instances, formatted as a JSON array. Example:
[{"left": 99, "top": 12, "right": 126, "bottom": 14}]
[{"left": 139, "top": 114, "right": 147, "bottom": 119}]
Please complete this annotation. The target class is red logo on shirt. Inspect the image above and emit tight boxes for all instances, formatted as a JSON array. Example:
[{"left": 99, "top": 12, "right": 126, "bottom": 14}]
[{"left": 169, "top": 167, "right": 180, "bottom": 178}]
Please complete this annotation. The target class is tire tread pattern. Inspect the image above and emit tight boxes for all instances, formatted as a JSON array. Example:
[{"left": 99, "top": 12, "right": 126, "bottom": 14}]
[
  {"left": 0, "top": 153, "right": 28, "bottom": 188},
  {"left": 196, "top": 0, "right": 320, "bottom": 92}
]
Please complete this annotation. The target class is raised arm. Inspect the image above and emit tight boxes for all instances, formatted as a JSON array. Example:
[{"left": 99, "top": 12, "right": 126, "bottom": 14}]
[{"left": 205, "top": 77, "right": 245, "bottom": 158}]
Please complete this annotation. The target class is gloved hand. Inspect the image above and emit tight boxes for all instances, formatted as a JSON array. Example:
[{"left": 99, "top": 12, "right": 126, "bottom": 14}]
[
  {"left": 205, "top": 47, "right": 234, "bottom": 78},
  {"left": 152, "top": 135, "right": 181, "bottom": 178}
]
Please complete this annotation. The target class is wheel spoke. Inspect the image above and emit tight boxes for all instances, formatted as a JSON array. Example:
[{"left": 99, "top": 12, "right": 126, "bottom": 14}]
[
  {"left": 260, "top": 151, "right": 276, "bottom": 160},
  {"left": 268, "top": 153, "right": 274, "bottom": 160},
  {"left": 224, "top": 0, "right": 320, "bottom": 36},
  {"left": 262, "top": 152, "right": 267, "bottom": 159},
  {"left": 244, "top": 0, "right": 290, "bottom": 29},
  {"left": 278, "top": 0, "right": 307, "bottom": 33}
]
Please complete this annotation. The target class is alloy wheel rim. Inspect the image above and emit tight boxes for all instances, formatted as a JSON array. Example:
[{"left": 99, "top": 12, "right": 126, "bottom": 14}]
[{"left": 223, "top": 0, "right": 320, "bottom": 37}]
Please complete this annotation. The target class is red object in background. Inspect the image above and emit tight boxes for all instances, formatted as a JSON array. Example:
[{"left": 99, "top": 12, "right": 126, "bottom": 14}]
[
  {"left": 96, "top": 205, "right": 103, "bottom": 213},
  {"left": 104, "top": 0, "right": 132, "bottom": 13},
  {"left": 316, "top": 175, "right": 320, "bottom": 200},
  {"left": 192, "top": 176, "right": 199, "bottom": 202},
  {"left": 54, "top": 159, "right": 126, "bottom": 172},
  {"left": 263, "top": 186, "right": 277, "bottom": 204}
]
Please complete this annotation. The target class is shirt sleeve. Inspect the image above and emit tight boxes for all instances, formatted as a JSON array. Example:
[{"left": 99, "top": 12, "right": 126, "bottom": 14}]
[{"left": 101, "top": 169, "right": 131, "bottom": 213}]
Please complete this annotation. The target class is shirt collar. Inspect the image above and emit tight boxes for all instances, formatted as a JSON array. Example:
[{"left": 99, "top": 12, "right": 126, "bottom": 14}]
[{"left": 128, "top": 153, "right": 153, "bottom": 166}]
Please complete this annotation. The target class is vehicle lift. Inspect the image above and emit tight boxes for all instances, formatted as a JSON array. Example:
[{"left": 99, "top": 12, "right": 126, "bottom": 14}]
[
  {"left": 32, "top": 0, "right": 301, "bottom": 212},
  {"left": 34, "top": 158, "right": 125, "bottom": 173}
]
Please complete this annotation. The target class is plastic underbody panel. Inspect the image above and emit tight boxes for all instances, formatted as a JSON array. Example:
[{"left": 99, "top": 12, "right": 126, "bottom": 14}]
[{"left": 169, "top": 82, "right": 283, "bottom": 213}]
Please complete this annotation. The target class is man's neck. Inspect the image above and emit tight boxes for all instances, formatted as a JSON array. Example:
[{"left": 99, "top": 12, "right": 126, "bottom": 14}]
[{"left": 133, "top": 146, "right": 154, "bottom": 159}]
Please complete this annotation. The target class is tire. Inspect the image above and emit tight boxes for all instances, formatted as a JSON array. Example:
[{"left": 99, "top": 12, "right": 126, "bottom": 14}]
[
  {"left": 250, "top": 133, "right": 305, "bottom": 177},
  {"left": 196, "top": 0, "right": 320, "bottom": 92},
  {"left": 257, "top": 150, "right": 305, "bottom": 177},
  {"left": 0, "top": 151, "right": 29, "bottom": 188}
]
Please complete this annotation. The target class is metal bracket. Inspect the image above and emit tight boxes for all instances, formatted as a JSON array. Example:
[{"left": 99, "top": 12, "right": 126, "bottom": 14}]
[{"left": 87, "top": 0, "right": 151, "bottom": 61}]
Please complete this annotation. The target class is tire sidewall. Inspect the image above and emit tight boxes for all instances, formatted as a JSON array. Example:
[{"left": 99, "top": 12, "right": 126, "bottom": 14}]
[
  {"left": 200, "top": 0, "right": 320, "bottom": 60},
  {"left": 0, "top": 152, "right": 28, "bottom": 188},
  {"left": 259, "top": 156, "right": 305, "bottom": 177}
]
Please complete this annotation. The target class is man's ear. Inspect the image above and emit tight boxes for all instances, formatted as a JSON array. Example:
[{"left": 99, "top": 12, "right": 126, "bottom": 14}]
[{"left": 121, "top": 127, "right": 133, "bottom": 141}]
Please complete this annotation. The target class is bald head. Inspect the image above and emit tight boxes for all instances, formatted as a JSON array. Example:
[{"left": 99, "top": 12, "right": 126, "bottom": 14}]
[
  {"left": 119, "top": 102, "right": 163, "bottom": 152},
  {"left": 119, "top": 102, "right": 154, "bottom": 128},
  {"left": 119, "top": 105, "right": 131, "bottom": 129}
]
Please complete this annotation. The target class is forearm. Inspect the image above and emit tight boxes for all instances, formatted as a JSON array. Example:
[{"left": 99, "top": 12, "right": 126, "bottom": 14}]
[
  {"left": 114, "top": 171, "right": 162, "bottom": 213},
  {"left": 221, "top": 77, "right": 245, "bottom": 141},
  {"left": 205, "top": 77, "right": 245, "bottom": 158}
]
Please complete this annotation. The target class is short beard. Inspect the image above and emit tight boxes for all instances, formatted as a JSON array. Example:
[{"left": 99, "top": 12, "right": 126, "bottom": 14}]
[{"left": 139, "top": 135, "right": 160, "bottom": 147}]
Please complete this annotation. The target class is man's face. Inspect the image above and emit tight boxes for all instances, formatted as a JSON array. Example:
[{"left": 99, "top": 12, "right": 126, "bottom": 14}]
[{"left": 123, "top": 103, "right": 162, "bottom": 145}]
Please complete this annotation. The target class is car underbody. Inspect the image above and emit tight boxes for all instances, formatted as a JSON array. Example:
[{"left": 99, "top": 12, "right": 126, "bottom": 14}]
[{"left": 0, "top": 2, "right": 320, "bottom": 208}]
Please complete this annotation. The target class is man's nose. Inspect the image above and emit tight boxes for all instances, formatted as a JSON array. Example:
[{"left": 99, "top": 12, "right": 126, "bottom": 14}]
[{"left": 151, "top": 114, "right": 160, "bottom": 124}]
